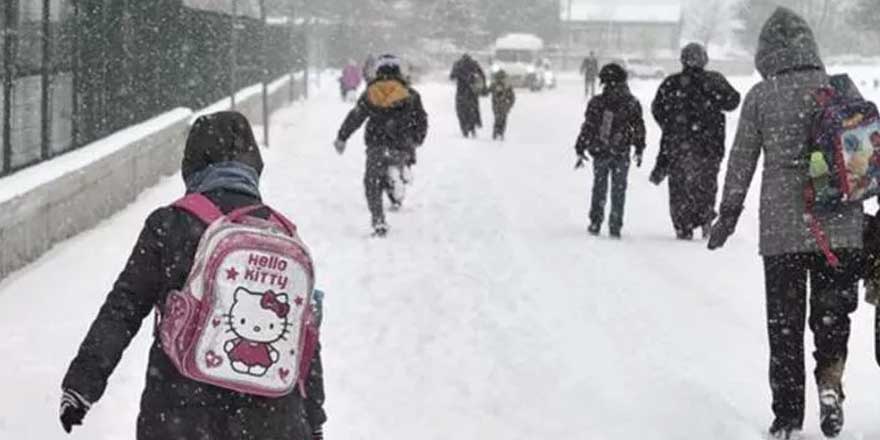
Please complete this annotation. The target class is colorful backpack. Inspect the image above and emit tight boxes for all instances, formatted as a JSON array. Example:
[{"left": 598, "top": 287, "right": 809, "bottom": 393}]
[
  {"left": 158, "top": 194, "right": 319, "bottom": 398},
  {"left": 804, "top": 77, "right": 880, "bottom": 266}
]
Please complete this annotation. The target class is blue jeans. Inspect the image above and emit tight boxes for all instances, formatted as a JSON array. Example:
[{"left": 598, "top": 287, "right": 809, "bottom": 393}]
[{"left": 590, "top": 156, "right": 630, "bottom": 231}]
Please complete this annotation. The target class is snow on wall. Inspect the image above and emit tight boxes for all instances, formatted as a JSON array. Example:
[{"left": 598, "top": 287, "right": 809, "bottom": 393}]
[{"left": 0, "top": 74, "right": 306, "bottom": 281}]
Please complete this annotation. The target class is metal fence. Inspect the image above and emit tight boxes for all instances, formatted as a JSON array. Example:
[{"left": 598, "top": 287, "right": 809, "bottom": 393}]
[{"left": 0, "top": 0, "right": 306, "bottom": 177}]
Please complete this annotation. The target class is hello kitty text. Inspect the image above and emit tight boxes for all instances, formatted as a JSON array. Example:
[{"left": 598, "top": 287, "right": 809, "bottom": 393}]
[{"left": 243, "top": 253, "right": 290, "bottom": 290}]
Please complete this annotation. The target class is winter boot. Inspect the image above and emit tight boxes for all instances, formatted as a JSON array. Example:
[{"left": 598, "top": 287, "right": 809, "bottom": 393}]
[
  {"left": 372, "top": 223, "right": 388, "bottom": 238},
  {"left": 609, "top": 227, "right": 622, "bottom": 239},
  {"left": 701, "top": 222, "right": 712, "bottom": 240},
  {"left": 386, "top": 165, "right": 406, "bottom": 210},
  {"left": 768, "top": 419, "right": 802, "bottom": 440},
  {"left": 818, "top": 387, "right": 844, "bottom": 438},
  {"left": 676, "top": 228, "right": 694, "bottom": 240},
  {"left": 817, "top": 359, "right": 845, "bottom": 438},
  {"left": 588, "top": 223, "right": 601, "bottom": 236}
]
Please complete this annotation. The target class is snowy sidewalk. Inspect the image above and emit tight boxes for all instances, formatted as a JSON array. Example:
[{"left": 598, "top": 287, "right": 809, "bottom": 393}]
[{"left": 1, "top": 75, "right": 878, "bottom": 439}]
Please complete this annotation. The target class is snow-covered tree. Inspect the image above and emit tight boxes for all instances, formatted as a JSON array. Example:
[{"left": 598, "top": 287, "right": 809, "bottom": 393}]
[{"left": 685, "top": 0, "right": 736, "bottom": 47}]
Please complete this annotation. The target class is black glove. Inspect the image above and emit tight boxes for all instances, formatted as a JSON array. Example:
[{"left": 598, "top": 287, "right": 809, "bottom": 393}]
[
  {"left": 707, "top": 207, "right": 743, "bottom": 250},
  {"left": 649, "top": 165, "right": 666, "bottom": 185},
  {"left": 60, "top": 388, "right": 91, "bottom": 433},
  {"left": 313, "top": 427, "right": 324, "bottom": 440},
  {"left": 634, "top": 151, "right": 643, "bottom": 168},
  {"left": 574, "top": 154, "right": 589, "bottom": 170},
  {"left": 333, "top": 139, "right": 346, "bottom": 154}
]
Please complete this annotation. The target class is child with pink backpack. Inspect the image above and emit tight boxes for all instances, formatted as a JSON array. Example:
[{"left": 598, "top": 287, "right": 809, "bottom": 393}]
[{"left": 60, "top": 111, "right": 326, "bottom": 440}]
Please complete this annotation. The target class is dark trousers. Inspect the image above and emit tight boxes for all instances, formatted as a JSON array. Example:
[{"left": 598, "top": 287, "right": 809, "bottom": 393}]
[
  {"left": 364, "top": 148, "right": 410, "bottom": 226},
  {"left": 365, "top": 149, "right": 390, "bottom": 227},
  {"left": 668, "top": 156, "right": 720, "bottom": 233},
  {"left": 456, "top": 92, "right": 482, "bottom": 136},
  {"left": 589, "top": 156, "right": 630, "bottom": 230},
  {"left": 763, "top": 252, "right": 860, "bottom": 426},
  {"left": 493, "top": 110, "right": 509, "bottom": 138}
]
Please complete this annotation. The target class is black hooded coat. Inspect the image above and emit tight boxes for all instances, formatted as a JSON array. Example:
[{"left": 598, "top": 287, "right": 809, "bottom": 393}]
[
  {"left": 651, "top": 49, "right": 741, "bottom": 231},
  {"left": 61, "top": 111, "right": 326, "bottom": 440},
  {"left": 449, "top": 55, "right": 486, "bottom": 135}
]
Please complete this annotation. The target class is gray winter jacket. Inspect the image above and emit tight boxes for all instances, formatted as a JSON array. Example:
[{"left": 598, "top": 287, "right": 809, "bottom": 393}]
[{"left": 718, "top": 7, "right": 863, "bottom": 256}]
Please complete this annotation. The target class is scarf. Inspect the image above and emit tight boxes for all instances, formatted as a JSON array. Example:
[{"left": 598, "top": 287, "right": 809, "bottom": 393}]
[{"left": 184, "top": 161, "right": 261, "bottom": 199}]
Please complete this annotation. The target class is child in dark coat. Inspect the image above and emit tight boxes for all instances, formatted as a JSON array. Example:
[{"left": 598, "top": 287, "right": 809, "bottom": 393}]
[
  {"left": 489, "top": 70, "right": 516, "bottom": 140},
  {"left": 59, "top": 111, "right": 326, "bottom": 440},
  {"left": 574, "top": 63, "right": 646, "bottom": 238},
  {"left": 335, "top": 54, "right": 429, "bottom": 237}
]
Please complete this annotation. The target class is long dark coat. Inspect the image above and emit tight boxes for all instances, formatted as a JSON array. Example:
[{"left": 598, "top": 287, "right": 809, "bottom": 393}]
[
  {"left": 651, "top": 66, "right": 740, "bottom": 230},
  {"left": 449, "top": 55, "right": 486, "bottom": 135}
]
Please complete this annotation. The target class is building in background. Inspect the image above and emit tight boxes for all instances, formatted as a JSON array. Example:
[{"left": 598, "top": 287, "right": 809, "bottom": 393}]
[{"left": 560, "top": 1, "right": 683, "bottom": 60}]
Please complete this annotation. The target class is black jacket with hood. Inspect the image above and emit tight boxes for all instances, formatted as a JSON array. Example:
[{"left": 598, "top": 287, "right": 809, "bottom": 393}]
[
  {"left": 575, "top": 83, "right": 647, "bottom": 159},
  {"left": 337, "top": 73, "right": 428, "bottom": 153},
  {"left": 651, "top": 49, "right": 741, "bottom": 173},
  {"left": 61, "top": 111, "right": 326, "bottom": 440}
]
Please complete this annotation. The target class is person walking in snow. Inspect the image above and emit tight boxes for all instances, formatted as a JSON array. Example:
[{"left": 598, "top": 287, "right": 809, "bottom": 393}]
[
  {"left": 650, "top": 42, "right": 741, "bottom": 240},
  {"left": 363, "top": 53, "right": 377, "bottom": 83},
  {"left": 59, "top": 111, "right": 327, "bottom": 440},
  {"left": 575, "top": 63, "right": 646, "bottom": 239},
  {"left": 450, "top": 53, "right": 487, "bottom": 138},
  {"left": 339, "top": 59, "right": 363, "bottom": 101},
  {"left": 335, "top": 54, "right": 429, "bottom": 237},
  {"left": 580, "top": 51, "right": 599, "bottom": 98},
  {"left": 707, "top": 8, "right": 863, "bottom": 439},
  {"left": 489, "top": 69, "right": 516, "bottom": 141}
]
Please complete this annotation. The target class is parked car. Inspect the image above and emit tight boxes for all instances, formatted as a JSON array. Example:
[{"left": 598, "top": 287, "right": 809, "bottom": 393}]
[
  {"left": 620, "top": 58, "right": 666, "bottom": 79},
  {"left": 490, "top": 33, "right": 547, "bottom": 91}
]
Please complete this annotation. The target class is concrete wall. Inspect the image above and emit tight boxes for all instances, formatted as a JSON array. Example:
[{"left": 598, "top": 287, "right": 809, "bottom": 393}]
[{"left": 0, "top": 74, "right": 306, "bottom": 281}]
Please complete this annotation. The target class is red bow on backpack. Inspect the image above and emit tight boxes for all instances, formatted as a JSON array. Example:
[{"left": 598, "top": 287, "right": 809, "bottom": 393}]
[{"left": 260, "top": 291, "right": 290, "bottom": 318}]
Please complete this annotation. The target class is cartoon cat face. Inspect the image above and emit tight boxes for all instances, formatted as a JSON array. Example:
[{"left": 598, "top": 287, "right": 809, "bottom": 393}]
[{"left": 227, "top": 287, "right": 291, "bottom": 344}]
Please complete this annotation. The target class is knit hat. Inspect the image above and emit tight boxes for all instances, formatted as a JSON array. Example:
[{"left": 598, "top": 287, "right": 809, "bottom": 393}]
[
  {"left": 599, "top": 63, "right": 627, "bottom": 85},
  {"left": 182, "top": 111, "right": 263, "bottom": 181},
  {"left": 681, "top": 43, "right": 709, "bottom": 69},
  {"left": 375, "top": 54, "right": 402, "bottom": 78}
]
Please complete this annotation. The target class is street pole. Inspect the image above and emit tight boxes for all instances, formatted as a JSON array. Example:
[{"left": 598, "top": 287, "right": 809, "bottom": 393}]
[
  {"left": 230, "top": 0, "right": 237, "bottom": 108},
  {"left": 260, "top": 0, "right": 269, "bottom": 148},
  {"left": 565, "top": 0, "right": 572, "bottom": 71}
]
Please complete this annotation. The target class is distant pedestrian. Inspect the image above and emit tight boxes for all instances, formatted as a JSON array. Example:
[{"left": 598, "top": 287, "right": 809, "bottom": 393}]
[
  {"left": 339, "top": 59, "right": 363, "bottom": 101},
  {"left": 489, "top": 70, "right": 516, "bottom": 141},
  {"left": 580, "top": 52, "right": 599, "bottom": 98},
  {"left": 650, "top": 42, "right": 740, "bottom": 240},
  {"left": 574, "top": 63, "right": 646, "bottom": 239},
  {"left": 363, "top": 53, "right": 377, "bottom": 83},
  {"left": 450, "top": 54, "right": 487, "bottom": 138}
]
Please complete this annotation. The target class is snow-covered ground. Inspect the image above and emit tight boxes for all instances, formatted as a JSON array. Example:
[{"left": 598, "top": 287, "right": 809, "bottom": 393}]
[{"left": 1, "top": 72, "right": 879, "bottom": 440}]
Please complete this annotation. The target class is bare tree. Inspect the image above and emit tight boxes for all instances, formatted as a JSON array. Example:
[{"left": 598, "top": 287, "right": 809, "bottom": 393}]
[{"left": 685, "top": 0, "right": 734, "bottom": 47}]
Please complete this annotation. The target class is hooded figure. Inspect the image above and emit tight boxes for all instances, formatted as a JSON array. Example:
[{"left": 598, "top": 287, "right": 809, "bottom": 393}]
[
  {"left": 575, "top": 63, "right": 646, "bottom": 238},
  {"left": 708, "top": 8, "right": 863, "bottom": 439},
  {"left": 340, "top": 60, "right": 363, "bottom": 100},
  {"left": 489, "top": 69, "right": 516, "bottom": 140},
  {"left": 650, "top": 42, "right": 741, "bottom": 239},
  {"left": 60, "top": 111, "right": 326, "bottom": 440},
  {"left": 336, "top": 54, "right": 429, "bottom": 236},
  {"left": 449, "top": 54, "right": 487, "bottom": 138},
  {"left": 580, "top": 51, "right": 600, "bottom": 98}
]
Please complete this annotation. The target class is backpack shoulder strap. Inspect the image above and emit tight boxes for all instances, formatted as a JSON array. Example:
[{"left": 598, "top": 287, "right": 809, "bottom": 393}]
[{"left": 172, "top": 193, "right": 224, "bottom": 224}]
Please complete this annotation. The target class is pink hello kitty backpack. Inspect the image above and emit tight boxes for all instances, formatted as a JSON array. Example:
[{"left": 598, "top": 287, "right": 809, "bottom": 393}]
[{"left": 158, "top": 193, "right": 319, "bottom": 398}]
